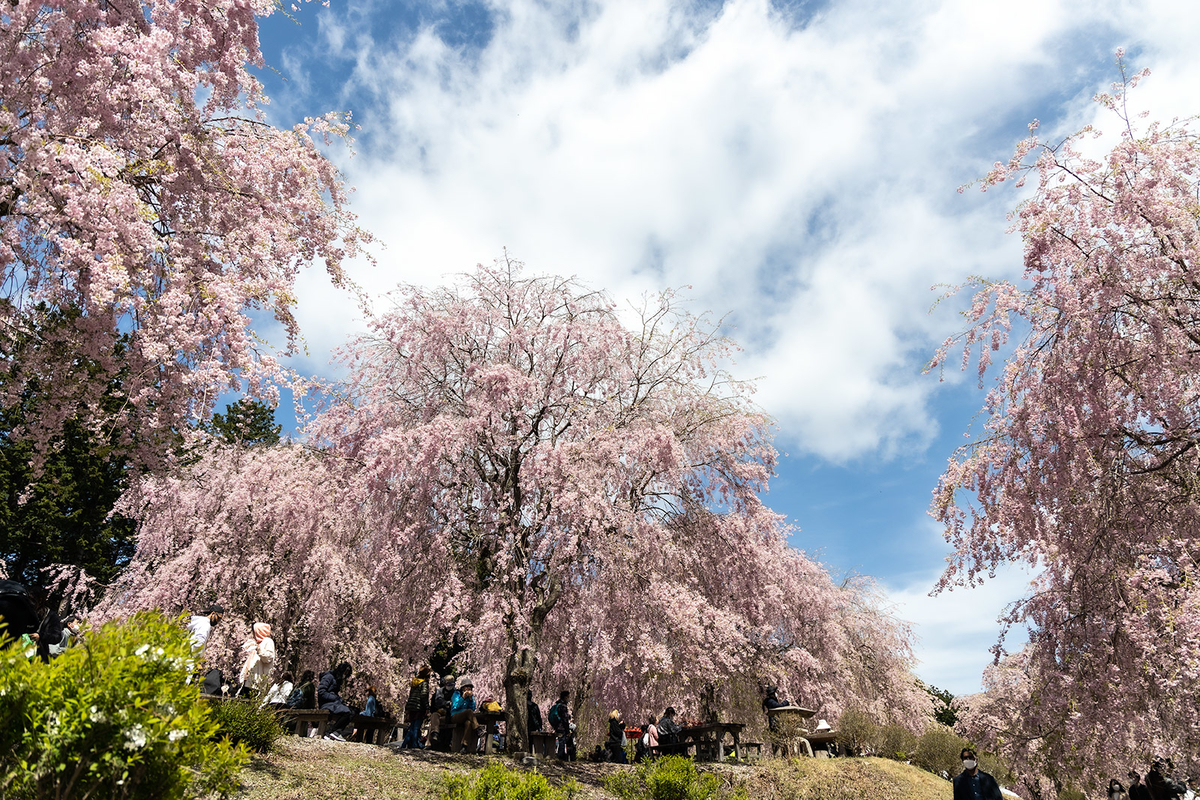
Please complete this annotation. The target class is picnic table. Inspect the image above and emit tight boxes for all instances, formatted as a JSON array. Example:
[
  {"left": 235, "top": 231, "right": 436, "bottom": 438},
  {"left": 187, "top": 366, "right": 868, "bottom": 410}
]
[
  {"left": 277, "top": 708, "right": 330, "bottom": 738},
  {"left": 677, "top": 722, "right": 747, "bottom": 762},
  {"left": 350, "top": 714, "right": 396, "bottom": 745}
]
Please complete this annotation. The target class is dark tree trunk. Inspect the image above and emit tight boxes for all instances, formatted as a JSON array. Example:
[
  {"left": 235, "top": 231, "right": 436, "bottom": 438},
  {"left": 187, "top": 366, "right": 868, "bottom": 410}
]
[
  {"left": 502, "top": 577, "right": 561, "bottom": 754},
  {"left": 503, "top": 632, "right": 537, "bottom": 754}
]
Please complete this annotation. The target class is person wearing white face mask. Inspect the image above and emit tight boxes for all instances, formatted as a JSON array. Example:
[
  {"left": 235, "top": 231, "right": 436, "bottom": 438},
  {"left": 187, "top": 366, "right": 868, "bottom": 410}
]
[{"left": 952, "top": 747, "right": 1004, "bottom": 800}]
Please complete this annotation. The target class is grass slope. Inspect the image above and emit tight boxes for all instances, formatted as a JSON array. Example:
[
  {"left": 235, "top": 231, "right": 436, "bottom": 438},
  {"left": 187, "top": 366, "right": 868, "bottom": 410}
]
[{"left": 234, "top": 738, "right": 955, "bottom": 800}]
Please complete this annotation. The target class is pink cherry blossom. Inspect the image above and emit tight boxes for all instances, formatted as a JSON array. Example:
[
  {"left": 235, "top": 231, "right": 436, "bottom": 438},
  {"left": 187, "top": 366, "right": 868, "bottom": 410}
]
[
  {"left": 933, "top": 59, "right": 1200, "bottom": 792},
  {"left": 107, "top": 261, "right": 930, "bottom": 750},
  {"left": 0, "top": 0, "right": 369, "bottom": 471}
]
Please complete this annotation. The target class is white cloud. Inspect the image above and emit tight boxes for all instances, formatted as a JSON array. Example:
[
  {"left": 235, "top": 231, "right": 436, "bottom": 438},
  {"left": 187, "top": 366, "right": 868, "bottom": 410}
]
[
  {"left": 884, "top": 554, "right": 1039, "bottom": 697},
  {"left": 272, "top": 0, "right": 1200, "bottom": 462}
]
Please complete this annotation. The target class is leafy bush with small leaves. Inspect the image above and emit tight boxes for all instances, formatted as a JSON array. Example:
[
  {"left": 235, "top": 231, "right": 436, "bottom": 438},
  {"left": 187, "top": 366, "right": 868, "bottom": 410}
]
[
  {"left": 874, "top": 724, "right": 918, "bottom": 761},
  {"left": 766, "top": 711, "right": 811, "bottom": 756},
  {"left": 441, "top": 761, "right": 581, "bottom": 800},
  {"left": 206, "top": 698, "right": 284, "bottom": 753},
  {"left": 603, "top": 755, "right": 747, "bottom": 800},
  {"left": 0, "top": 612, "right": 247, "bottom": 800},
  {"left": 835, "top": 709, "right": 878, "bottom": 756},
  {"left": 911, "top": 725, "right": 969, "bottom": 778}
]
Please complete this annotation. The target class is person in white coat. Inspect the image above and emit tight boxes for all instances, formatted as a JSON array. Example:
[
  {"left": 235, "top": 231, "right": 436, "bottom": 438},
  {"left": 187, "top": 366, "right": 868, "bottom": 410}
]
[{"left": 238, "top": 622, "right": 276, "bottom": 697}]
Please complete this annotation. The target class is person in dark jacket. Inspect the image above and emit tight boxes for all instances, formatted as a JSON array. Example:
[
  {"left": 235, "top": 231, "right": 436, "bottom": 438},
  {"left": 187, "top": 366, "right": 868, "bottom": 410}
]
[
  {"left": 34, "top": 595, "right": 63, "bottom": 663},
  {"left": 427, "top": 675, "right": 456, "bottom": 750},
  {"left": 656, "top": 706, "right": 684, "bottom": 754},
  {"left": 1147, "top": 760, "right": 1185, "bottom": 800},
  {"left": 952, "top": 748, "right": 1004, "bottom": 800},
  {"left": 285, "top": 670, "right": 317, "bottom": 709},
  {"left": 318, "top": 662, "right": 357, "bottom": 741},
  {"left": 1131, "top": 771, "right": 1154, "bottom": 800},
  {"left": 0, "top": 581, "right": 39, "bottom": 644},
  {"left": 548, "top": 690, "right": 572, "bottom": 760},
  {"left": 606, "top": 709, "right": 627, "bottom": 764},
  {"left": 762, "top": 686, "right": 788, "bottom": 729},
  {"left": 403, "top": 664, "right": 432, "bottom": 748},
  {"left": 527, "top": 690, "right": 543, "bottom": 733}
]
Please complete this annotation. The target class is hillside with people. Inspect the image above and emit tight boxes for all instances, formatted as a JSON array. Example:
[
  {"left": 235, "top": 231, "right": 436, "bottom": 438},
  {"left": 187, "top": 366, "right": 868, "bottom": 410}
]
[{"left": 4, "top": 0, "right": 1200, "bottom": 798}]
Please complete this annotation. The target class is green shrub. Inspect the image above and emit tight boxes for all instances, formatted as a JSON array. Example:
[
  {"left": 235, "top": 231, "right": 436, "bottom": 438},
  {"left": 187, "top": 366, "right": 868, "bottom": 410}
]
[
  {"left": 206, "top": 698, "right": 284, "bottom": 753},
  {"left": 441, "top": 761, "right": 581, "bottom": 800},
  {"left": 834, "top": 709, "right": 877, "bottom": 756},
  {"left": 0, "top": 611, "right": 247, "bottom": 800},
  {"left": 976, "top": 750, "right": 1011, "bottom": 783},
  {"left": 873, "top": 724, "right": 918, "bottom": 761},
  {"left": 602, "top": 755, "right": 746, "bottom": 800},
  {"left": 603, "top": 769, "right": 644, "bottom": 800},
  {"left": 911, "top": 725, "right": 968, "bottom": 778}
]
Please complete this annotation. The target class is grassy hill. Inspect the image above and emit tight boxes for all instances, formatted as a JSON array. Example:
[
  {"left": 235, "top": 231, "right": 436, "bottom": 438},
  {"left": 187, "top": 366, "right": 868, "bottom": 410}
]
[{"left": 234, "top": 738, "right": 957, "bottom": 800}]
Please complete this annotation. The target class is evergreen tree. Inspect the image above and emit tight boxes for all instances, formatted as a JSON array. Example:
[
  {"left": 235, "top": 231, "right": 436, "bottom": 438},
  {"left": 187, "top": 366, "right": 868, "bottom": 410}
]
[{"left": 207, "top": 400, "right": 282, "bottom": 447}]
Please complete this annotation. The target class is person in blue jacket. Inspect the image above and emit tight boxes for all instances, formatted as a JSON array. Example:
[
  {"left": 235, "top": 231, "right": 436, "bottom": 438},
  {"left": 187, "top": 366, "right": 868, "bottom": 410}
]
[{"left": 449, "top": 677, "right": 480, "bottom": 754}]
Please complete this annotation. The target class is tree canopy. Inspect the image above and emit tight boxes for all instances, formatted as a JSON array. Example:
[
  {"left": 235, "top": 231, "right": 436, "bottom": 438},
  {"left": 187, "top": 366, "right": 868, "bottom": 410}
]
[
  {"left": 933, "top": 63, "right": 1200, "bottom": 790},
  {"left": 207, "top": 400, "right": 282, "bottom": 448},
  {"left": 106, "top": 262, "right": 931, "bottom": 750},
  {"left": 0, "top": 0, "right": 367, "bottom": 472}
]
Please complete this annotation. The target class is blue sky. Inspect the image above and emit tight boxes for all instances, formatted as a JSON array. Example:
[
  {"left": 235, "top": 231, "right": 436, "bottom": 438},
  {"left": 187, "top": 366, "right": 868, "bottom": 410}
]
[{"left": 244, "top": 0, "right": 1200, "bottom": 697}]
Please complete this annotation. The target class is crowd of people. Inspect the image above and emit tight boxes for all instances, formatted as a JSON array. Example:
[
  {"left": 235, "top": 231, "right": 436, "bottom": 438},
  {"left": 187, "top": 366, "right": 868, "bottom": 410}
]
[
  {"left": 1107, "top": 760, "right": 1198, "bottom": 800},
  {"left": 949, "top": 749, "right": 1197, "bottom": 800},
  {"left": 181, "top": 605, "right": 715, "bottom": 757},
  {"left": 24, "top": 601, "right": 1195, "bottom": 793}
]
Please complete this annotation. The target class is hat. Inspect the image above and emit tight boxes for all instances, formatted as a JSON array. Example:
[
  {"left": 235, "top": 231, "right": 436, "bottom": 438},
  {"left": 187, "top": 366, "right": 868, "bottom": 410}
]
[
  {"left": 815, "top": 719, "right": 832, "bottom": 731},
  {"left": 458, "top": 677, "right": 474, "bottom": 689}
]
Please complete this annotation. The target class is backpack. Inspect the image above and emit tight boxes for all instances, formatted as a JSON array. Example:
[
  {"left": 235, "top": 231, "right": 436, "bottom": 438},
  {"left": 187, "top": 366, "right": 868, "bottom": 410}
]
[
  {"left": 635, "top": 732, "right": 650, "bottom": 758},
  {"left": 200, "top": 668, "right": 223, "bottom": 696},
  {"left": 284, "top": 683, "right": 309, "bottom": 709},
  {"left": 547, "top": 701, "right": 565, "bottom": 730}
]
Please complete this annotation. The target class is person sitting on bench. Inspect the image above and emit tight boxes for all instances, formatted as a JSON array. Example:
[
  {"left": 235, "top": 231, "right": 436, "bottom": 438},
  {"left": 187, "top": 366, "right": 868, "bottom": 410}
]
[
  {"left": 449, "top": 678, "right": 481, "bottom": 754},
  {"left": 318, "top": 662, "right": 357, "bottom": 742},
  {"left": 657, "top": 707, "right": 684, "bottom": 755}
]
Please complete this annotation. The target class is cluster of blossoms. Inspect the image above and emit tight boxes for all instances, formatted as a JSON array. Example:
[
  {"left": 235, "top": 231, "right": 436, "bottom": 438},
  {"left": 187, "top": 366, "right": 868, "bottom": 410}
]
[
  {"left": 0, "top": 0, "right": 368, "bottom": 471},
  {"left": 106, "top": 263, "right": 932, "bottom": 752},
  {"left": 934, "top": 61, "right": 1200, "bottom": 791}
]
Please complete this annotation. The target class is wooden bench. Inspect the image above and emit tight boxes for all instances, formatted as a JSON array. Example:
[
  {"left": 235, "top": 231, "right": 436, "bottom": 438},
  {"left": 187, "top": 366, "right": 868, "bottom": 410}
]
[
  {"left": 529, "top": 731, "right": 557, "bottom": 758},
  {"left": 277, "top": 709, "right": 330, "bottom": 738},
  {"left": 351, "top": 715, "right": 396, "bottom": 745},
  {"left": 740, "top": 742, "right": 763, "bottom": 761}
]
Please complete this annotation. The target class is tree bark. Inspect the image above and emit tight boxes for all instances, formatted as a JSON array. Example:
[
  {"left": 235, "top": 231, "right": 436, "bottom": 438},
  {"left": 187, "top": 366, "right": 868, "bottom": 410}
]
[
  {"left": 502, "top": 577, "right": 562, "bottom": 754},
  {"left": 502, "top": 630, "right": 537, "bottom": 754}
]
